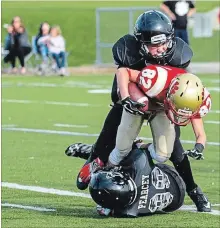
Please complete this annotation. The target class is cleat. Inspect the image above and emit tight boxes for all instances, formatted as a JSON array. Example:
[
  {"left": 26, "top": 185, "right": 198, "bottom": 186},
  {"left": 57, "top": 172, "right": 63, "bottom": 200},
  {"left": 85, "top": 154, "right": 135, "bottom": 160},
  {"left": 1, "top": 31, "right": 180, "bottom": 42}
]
[
  {"left": 76, "top": 157, "right": 104, "bottom": 190},
  {"left": 65, "top": 143, "right": 92, "bottom": 160},
  {"left": 188, "top": 187, "right": 211, "bottom": 212}
]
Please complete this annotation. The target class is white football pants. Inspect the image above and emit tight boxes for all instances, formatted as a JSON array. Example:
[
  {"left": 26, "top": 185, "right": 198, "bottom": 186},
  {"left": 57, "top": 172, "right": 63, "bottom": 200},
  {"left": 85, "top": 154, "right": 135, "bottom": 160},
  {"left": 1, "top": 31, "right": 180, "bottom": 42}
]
[{"left": 109, "top": 109, "right": 176, "bottom": 165}]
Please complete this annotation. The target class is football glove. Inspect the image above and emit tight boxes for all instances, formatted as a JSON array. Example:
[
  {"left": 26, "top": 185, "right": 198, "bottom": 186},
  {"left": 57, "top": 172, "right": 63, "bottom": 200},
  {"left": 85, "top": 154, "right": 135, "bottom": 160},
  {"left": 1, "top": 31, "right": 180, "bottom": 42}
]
[
  {"left": 121, "top": 96, "right": 146, "bottom": 115},
  {"left": 183, "top": 143, "right": 204, "bottom": 160},
  {"left": 96, "top": 205, "right": 112, "bottom": 216}
]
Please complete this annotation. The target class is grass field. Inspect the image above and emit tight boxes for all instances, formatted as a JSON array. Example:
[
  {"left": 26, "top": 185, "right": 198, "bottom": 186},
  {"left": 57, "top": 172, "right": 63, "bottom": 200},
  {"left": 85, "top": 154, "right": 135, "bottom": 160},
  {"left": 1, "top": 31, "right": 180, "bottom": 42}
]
[
  {"left": 1, "top": 1, "right": 220, "bottom": 65},
  {"left": 1, "top": 73, "right": 220, "bottom": 228}
]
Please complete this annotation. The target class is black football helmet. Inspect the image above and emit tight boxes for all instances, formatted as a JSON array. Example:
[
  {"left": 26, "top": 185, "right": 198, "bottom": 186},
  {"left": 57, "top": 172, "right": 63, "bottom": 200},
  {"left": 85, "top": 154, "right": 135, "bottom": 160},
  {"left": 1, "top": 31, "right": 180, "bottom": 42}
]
[
  {"left": 89, "top": 167, "right": 137, "bottom": 209},
  {"left": 134, "top": 10, "right": 175, "bottom": 59}
]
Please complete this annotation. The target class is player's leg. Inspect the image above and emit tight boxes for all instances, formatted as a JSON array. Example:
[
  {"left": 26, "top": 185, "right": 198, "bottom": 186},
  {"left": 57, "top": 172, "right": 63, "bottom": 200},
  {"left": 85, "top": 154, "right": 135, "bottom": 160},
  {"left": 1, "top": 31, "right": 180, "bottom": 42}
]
[
  {"left": 76, "top": 104, "right": 123, "bottom": 190},
  {"left": 109, "top": 109, "right": 144, "bottom": 165},
  {"left": 148, "top": 111, "right": 176, "bottom": 163},
  {"left": 170, "top": 125, "right": 211, "bottom": 212},
  {"left": 77, "top": 108, "right": 143, "bottom": 190}
]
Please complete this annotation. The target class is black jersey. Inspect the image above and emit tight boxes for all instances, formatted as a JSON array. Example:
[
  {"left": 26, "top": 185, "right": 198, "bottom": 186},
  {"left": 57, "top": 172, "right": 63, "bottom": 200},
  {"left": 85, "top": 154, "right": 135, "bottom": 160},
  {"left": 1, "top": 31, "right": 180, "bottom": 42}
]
[
  {"left": 111, "top": 34, "right": 193, "bottom": 103},
  {"left": 114, "top": 149, "right": 186, "bottom": 217}
]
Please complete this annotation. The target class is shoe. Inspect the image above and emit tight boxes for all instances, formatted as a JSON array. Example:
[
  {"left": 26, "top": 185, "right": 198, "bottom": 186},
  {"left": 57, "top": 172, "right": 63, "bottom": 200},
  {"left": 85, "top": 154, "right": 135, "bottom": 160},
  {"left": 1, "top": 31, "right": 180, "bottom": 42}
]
[
  {"left": 65, "top": 143, "right": 92, "bottom": 160},
  {"left": 20, "top": 67, "right": 26, "bottom": 74},
  {"left": 76, "top": 157, "right": 104, "bottom": 190},
  {"left": 59, "top": 67, "right": 66, "bottom": 76},
  {"left": 188, "top": 186, "right": 211, "bottom": 212},
  {"left": 11, "top": 67, "right": 18, "bottom": 74}
]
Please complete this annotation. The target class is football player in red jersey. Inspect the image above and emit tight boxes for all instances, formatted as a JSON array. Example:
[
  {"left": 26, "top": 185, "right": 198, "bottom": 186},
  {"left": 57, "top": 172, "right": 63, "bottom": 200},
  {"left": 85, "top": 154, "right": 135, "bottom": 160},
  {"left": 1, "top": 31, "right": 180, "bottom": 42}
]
[
  {"left": 76, "top": 66, "right": 211, "bottom": 211},
  {"left": 108, "top": 65, "right": 211, "bottom": 167}
]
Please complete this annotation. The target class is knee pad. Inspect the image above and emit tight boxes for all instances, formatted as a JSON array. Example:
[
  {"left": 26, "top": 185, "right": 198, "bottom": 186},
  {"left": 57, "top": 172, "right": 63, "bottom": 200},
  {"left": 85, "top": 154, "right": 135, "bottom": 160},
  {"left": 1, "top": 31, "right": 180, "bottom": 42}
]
[{"left": 148, "top": 143, "right": 170, "bottom": 163}]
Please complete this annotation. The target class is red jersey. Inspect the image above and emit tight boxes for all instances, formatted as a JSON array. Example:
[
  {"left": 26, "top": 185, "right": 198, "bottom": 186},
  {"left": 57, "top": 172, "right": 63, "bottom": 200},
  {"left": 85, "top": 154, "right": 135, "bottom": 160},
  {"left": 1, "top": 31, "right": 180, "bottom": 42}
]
[{"left": 136, "top": 65, "right": 211, "bottom": 118}]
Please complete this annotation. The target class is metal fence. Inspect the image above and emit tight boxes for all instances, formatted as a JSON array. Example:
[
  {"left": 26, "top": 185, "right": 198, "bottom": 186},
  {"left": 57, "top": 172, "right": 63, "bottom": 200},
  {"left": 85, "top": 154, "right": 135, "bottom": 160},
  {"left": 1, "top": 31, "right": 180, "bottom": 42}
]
[
  {"left": 95, "top": 7, "right": 214, "bottom": 66},
  {"left": 95, "top": 7, "right": 158, "bottom": 66}
]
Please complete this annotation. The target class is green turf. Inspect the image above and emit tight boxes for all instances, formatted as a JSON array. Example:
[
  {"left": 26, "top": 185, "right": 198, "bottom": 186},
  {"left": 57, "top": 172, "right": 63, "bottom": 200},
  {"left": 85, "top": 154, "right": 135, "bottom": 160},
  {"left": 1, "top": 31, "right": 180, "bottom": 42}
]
[
  {"left": 1, "top": 1, "right": 220, "bottom": 66},
  {"left": 1, "top": 73, "right": 220, "bottom": 227}
]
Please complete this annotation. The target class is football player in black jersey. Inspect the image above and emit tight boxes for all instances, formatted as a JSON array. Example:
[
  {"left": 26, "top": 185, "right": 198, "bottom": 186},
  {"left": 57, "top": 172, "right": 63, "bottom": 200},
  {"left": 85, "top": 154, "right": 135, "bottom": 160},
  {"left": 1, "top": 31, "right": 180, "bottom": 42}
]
[
  {"left": 65, "top": 10, "right": 211, "bottom": 212},
  {"left": 90, "top": 147, "right": 186, "bottom": 217}
]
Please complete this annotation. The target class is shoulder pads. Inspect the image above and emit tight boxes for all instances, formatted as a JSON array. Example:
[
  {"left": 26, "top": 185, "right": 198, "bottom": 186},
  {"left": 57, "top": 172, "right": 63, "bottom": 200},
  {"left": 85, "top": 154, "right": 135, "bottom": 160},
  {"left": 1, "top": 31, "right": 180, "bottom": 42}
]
[
  {"left": 167, "top": 38, "right": 193, "bottom": 68},
  {"left": 112, "top": 34, "right": 142, "bottom": 67}
]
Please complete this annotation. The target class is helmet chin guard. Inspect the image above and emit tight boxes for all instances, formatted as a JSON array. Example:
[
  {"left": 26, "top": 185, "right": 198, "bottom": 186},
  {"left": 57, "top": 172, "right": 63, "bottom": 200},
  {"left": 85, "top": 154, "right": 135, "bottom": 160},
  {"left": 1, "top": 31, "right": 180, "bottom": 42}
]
[{"left": 164, "top": 98, "right": 193, "bottom": 126}]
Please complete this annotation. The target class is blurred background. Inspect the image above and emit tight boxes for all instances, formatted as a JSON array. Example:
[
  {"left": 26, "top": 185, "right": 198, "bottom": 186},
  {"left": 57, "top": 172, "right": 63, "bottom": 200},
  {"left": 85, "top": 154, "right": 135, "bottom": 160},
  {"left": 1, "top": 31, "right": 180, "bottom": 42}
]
[{"left": 1, "top": 1, "right": 220, "bottom": 70}]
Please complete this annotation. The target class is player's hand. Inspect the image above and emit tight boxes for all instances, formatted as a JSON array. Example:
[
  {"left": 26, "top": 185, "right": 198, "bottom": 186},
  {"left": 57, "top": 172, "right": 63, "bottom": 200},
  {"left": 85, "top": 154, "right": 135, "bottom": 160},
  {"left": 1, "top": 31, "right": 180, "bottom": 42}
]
[
  {"left": 96, "top": 205, "right": 112, "bottom": 216},
  {"left": 183, "top": 143, "right": 204, "bottom": 160},
  {"left": 121, "top": 96, "right": 146, "bottom": 115}
]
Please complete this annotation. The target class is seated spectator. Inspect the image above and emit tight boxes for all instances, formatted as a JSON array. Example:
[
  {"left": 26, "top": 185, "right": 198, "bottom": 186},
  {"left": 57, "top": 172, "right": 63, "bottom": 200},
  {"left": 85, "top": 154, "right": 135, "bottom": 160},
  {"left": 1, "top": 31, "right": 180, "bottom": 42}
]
[
  {"left": 35, "top": 22, "right": 50, "bottom": 64},
  {"left": 3, "top": 16, "right": 32, "bottom": 74},
  {"left": 47, "top": 25, "right": 66, "bottom": 76}
]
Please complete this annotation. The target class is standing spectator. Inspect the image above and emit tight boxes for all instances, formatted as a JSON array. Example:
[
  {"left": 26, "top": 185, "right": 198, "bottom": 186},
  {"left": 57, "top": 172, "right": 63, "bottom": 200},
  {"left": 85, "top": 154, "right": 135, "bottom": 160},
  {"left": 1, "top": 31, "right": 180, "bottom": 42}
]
[
  {"left": 160, "top": 0, "right": 196, "bottom": 44},
  {"left": 47, "top": 25, "right": 66, "bottom": 76},
  {"left": 35, "top": 22, "right": 50, "bottom": 64},
  {"left": 3, "top": 16, "right": 32, "bottom": 74}
]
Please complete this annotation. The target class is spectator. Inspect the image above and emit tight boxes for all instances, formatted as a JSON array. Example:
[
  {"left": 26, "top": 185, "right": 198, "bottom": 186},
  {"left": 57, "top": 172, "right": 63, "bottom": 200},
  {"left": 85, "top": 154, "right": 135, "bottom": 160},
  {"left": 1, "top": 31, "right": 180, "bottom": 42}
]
[
  {"left": 3, "top": 16, "right": 32, "bottom": 74},
  {"left": 35, "top": 22, "right": 50, "bottom": 64},
  {"left": 48, "top": 25, "right": 66, "bottom": 76},
  {"left": 160, "top": 1, "right": 196, "bottom": 44}
]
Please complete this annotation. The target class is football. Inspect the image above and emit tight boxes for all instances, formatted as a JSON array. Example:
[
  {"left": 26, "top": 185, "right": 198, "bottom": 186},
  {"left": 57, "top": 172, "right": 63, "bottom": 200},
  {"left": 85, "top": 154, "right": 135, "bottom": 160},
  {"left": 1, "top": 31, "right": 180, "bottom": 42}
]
[{"left": 128, "top": 82, "right": 149, "bottom": 113}]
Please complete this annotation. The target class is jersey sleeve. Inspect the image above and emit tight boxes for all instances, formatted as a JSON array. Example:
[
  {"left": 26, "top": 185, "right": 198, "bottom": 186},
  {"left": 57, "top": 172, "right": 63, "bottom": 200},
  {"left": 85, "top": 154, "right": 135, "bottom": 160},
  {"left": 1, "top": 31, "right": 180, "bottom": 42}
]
[
  {"left": 112, "top": 36, "right": 126, "bottom": 66},
  {"left": 112, "top": 34, "right": 142, "bottom": 67},
  {"left": 189, "top": 1, "right": 195, "bottom": 9},
  {"left": 136, "top": 65, "right": 159, "bottom": 97},
  {"left": 163, "top": 1, "right": 171, "bottom": 8},
  {"left": 193, "top": 88, "right": 212, "bottom": 118}
]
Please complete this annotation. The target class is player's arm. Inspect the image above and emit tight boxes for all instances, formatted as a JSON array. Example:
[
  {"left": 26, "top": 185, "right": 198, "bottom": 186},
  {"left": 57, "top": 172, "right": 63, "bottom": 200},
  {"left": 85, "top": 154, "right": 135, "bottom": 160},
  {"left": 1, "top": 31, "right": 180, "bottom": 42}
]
[
  {"left": 116, "top": 67, "right": 140, "bottom": 99},
  {"left": 160, "top": 2, "right": 176, "bottom": 21},
  {"left": 184, "top": 88, "right": 211, "bottom": 160},
  {"left": 116, "top": 68, "right": 145, "bottom": 115},
  {"left": 191, "top": 118, "right": 206, "bottom": 146},
  {"left": 187, "top": 1, "right": 196, "bottom": 17},
  {"left": 183, "top": 118, "right": 206, "bottom": 160}
]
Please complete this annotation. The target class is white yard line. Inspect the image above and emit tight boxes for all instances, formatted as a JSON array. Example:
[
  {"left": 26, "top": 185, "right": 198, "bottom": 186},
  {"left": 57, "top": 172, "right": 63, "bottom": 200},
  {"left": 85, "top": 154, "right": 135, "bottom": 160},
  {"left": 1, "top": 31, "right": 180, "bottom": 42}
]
[
  {"left": 207, "top": 87, "right": 220, "bottom": 92},
  {"left": 1, "top": 124, "right": 17, "bottom": 128},
  {"left": 54, "top": 123, "right": 89, "bottom": 128},
  {"left": 210, "top": 110, "right": 220, "bottom": 114},
  {"left": 1, "top": 203, "right": 56, "bottom": 212},
  {"left": 179, "top": 205, "right": 220, "bottom": 216},
  {"left": 1, "top": 182, "right": 91, "bottom": 198},
  {"left": 204, "top": 121, "right": 220, "bottom": 124},
  {"left": 2, "top": 81, "right": 106, "bottom": 89},
  {"left": 2, "top": 127, "right": 220, "bottom": 146},
  {"left": 87, "top": 89, "right": 111, "bottom": 94},
  {"left": 2, "top": 99, "right": 100, "bottom": 107},
  {"left": 2, "top": 182, "right": 219, "bottom": 216},
  {"left": 2, "top": 127, "right": 98, "bottom": 137},
  {"left": 2, "top": 99, "right": 220, "bottom": 114}
]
